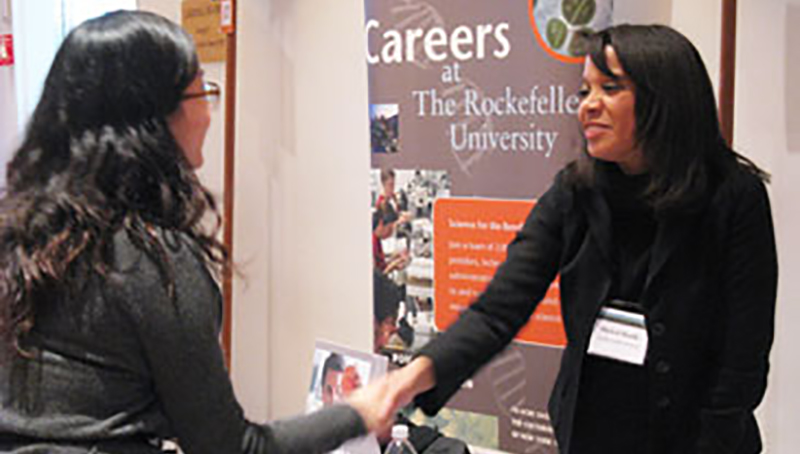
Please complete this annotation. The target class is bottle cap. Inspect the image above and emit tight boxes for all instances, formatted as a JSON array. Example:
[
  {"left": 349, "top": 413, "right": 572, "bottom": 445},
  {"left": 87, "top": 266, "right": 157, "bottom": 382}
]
[{"left": 391, "top": 424, "right": 409, "bottom": 439}]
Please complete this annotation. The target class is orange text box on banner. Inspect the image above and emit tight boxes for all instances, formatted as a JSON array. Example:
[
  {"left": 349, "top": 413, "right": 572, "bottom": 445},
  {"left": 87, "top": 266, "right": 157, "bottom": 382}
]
[{"left": 434, "top": 198, "right": 565, "bottom": 347}]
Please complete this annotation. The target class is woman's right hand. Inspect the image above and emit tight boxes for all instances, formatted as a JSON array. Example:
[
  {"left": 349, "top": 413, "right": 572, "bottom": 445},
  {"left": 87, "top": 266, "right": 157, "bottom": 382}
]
[
  {"left": 384, "top": 356, "right": 436, "bottom": 410},
  {"left": 346, "top": 356, "right": 437, "bottom": 435},
  {"left": 346, "top": 374, "right": 396, "bottom": 435}
]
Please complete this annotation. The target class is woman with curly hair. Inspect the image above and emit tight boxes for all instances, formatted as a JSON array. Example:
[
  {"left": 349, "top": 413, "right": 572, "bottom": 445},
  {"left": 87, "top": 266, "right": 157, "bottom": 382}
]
[{"left": 0, "top": 10, "right": 390, "bottom": 454}]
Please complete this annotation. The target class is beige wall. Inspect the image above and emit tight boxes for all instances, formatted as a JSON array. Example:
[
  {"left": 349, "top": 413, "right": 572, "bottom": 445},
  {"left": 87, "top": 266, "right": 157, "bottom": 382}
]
[
  {"left": 228, "top": 0, "right": 282, "bottom": 420},
  {"left": 232, "top": 0, "right": 372, "bottom": 420},
  {"left": 615, "top": 0, "right": 673, "bottom": 25},
  {"left": 671, "top": 0, "right": 722, "bottom": 96},
  {"left": 136, "top": 0, "right": 179, "bottom": 19}
]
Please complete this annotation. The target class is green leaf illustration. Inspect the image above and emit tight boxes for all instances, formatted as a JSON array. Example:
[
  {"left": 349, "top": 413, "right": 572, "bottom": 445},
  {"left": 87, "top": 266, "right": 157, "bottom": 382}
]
[
  {"left": 547, "top": 18, "right": 568, "bottom": 50},
  {"left": 569, "top": 28, "right": 595, "bottom": 56},
  {"left": 563, "top": 0, "right": 596, "bottom": 26}
]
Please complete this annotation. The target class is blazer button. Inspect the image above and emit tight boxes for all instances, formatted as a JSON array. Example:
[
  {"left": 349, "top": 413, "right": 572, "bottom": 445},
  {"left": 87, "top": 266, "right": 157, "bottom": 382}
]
[
  {"left": 657, "top": 397, "right": 671, "bottom": 409},
  {"left": 652, "top": 322, "right": 666, "bottom": 337},
  {"left": 656, "top": 360, "right": 671, "bottom": 374}
]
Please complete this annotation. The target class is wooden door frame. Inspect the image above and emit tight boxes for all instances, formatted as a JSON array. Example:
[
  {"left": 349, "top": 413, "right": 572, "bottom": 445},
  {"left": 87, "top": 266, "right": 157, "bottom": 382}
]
[
  {"left": 720, "top": 0, "right": 737, "bottom": 146},
  {"left": 221, "top": 9, "right": 237, "bottom": 370}
]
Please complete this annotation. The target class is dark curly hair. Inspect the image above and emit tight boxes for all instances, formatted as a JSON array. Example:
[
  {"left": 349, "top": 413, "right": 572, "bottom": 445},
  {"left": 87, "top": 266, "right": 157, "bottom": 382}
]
[{"left": 0, "top": 10, "right": 226, "bottom": 356}]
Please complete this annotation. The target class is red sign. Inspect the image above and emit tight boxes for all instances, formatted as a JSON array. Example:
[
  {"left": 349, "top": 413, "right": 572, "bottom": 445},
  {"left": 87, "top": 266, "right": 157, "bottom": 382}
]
[{"left": 0, "top": 34, "right": 13, "bottom": 67}]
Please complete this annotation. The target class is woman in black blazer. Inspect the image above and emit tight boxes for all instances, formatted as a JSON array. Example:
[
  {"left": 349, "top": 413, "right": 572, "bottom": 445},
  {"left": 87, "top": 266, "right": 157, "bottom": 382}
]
[{"left": 380, "top": 25, "right": 778, "bottom": 454}]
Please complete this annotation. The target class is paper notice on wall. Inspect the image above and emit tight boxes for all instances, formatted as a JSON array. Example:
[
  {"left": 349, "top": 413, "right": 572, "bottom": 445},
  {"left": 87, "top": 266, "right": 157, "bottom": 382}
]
[
  {"left": 220, "top": 0, "right": 235, "bottom": 34},
  {"left": 181, "top": 0, "right": 226, "bottom": 63}
]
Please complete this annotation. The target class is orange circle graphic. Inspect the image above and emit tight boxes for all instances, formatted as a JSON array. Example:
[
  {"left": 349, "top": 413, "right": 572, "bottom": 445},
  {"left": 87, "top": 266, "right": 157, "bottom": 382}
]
[{"left": 528, "top": 0, "right": 586, "bottom": 65}]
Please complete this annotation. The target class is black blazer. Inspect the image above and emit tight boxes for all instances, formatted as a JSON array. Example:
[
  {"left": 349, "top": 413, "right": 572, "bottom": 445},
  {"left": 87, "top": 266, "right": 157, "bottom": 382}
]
[{"left": 416, "top": 164, "right": 777, "bottom": 454}]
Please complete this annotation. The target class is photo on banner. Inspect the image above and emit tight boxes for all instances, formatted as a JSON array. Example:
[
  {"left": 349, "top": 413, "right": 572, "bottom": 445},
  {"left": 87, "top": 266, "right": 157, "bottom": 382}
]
[
  {"left": 306, "top": 340, "right": 388, "bottom": 454},
  {"left": 366, "top": 1, "right": 612, "bottom": 453}
]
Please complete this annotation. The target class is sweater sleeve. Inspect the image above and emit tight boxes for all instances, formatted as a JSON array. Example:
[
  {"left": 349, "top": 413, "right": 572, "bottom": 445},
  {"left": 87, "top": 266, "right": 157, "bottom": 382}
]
[
  {"left": 415, "top": 176, "right": 566, "bottom": 414},
  {"left": 109, "top": 231, "right": 367, "bottom": 454}
]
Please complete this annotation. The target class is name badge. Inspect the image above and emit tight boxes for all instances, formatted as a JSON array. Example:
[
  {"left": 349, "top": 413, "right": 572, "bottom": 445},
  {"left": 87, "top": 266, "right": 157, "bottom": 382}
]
[{"left": 587, "top": 305, "right": 648, "bottom": 365}]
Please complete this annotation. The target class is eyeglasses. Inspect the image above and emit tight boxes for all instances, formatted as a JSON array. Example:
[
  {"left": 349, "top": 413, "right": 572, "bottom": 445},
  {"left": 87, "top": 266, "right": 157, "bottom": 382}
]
[{"left": 181, "top": 80, "right": 221, "bottom": 103}]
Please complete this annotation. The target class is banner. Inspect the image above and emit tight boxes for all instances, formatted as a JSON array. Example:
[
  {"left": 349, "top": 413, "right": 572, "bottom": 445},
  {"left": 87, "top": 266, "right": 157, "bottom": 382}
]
[{"left": 367, "top": 1, "right": 612, "bottom": 452}]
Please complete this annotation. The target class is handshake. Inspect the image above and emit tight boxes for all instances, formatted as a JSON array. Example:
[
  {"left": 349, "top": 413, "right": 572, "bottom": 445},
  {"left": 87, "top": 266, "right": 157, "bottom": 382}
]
[{"left": 344, "top": 357, "right": 436, "bottom": 437}]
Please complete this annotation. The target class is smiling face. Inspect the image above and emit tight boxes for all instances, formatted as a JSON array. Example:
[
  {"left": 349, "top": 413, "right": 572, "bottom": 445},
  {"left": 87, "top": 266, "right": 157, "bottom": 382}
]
[{"left": 578, "top": 46, "right": 645, "bottom": 174}]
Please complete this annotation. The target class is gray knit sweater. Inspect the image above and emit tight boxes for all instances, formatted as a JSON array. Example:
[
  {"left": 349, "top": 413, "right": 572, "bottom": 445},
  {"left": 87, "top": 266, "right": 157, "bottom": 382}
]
[{"left": 0, "top": 231, "right": 366, "bottom": 453}]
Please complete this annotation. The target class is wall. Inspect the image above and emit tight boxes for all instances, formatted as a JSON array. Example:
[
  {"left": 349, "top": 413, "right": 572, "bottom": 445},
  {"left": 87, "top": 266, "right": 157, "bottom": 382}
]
[
  {"left": 137, "top": 0, "right": 180, "bottom": 26},
  {"left": 614, "top": 0, "right": 673, "bottom": 26},
  {"left": 9, "top": 0, "right": 62, "bottom": 141},
  {"left": 671, "top": 0, "right": 723, "bottom": 96},
  {"left": 232, "top": 0, "right": 372, "bottom": 420},
  {"left": 3, "top": 0, "right": 64, "bottom": 178},
  {"left": 228, "top": 0, "right": 281, "bottom": 420}
]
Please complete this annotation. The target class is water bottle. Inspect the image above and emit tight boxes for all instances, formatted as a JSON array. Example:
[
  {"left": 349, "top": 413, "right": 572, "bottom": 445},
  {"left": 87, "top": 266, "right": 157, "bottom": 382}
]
[{"left": 383, "top": 424, "right": 418, "bottom": 454}]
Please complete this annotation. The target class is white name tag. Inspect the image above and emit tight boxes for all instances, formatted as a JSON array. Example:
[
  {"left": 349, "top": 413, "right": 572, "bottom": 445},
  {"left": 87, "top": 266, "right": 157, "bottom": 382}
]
[{"left": 587, "top": 306, "right": 648, "bottom": 365}]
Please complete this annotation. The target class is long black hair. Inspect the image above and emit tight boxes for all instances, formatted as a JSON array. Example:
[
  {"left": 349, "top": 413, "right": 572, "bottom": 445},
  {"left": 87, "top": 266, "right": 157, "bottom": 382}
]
[
  {"left": 567, "top": 24, "right": 768, "bottom": 213},
  {"left": 0, "top": 10, "right": 226, "bottom": 355}
]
